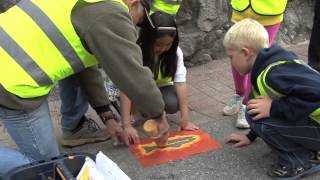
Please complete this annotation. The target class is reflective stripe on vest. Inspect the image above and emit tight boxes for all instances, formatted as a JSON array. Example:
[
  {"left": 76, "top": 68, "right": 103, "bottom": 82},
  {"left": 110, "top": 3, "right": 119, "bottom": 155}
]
[
  {"left": 17, "top": 0, "right": 86, "bottom": 74},
  {"left": 151, "top": 0, "right": 181, "bottom": 15},
  {"left": 254, "top": 60, "right": 305, "bottom": 98},
  {"left": 253, "top": 59, "right": 320, "bottom": 125},
  {"left": 230, "top": 0, "right": 287, "bottom": 16},
  {"left": 310, "top": 108, "right": 320, "bottom": 125},
  {"left": 0, "top": 0, "right": 127, "bottom": 98},
  {"left": 0, "top": 27, "right": 52, "bottom": 86},
  {"left": 254, "top": 60, "right": 287, "bottom": 99}
]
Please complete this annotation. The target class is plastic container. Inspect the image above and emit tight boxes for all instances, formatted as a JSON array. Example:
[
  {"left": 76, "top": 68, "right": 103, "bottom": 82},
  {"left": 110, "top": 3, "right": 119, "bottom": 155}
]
[
  {"left": 143, "top": 119, "right": 159, "bottom": 138},
  {"left": 4, "top": 153, "right": 94, "bottom": 180},
  {"left": 143, "top": 119, "right": 169, "bottom": 147}
]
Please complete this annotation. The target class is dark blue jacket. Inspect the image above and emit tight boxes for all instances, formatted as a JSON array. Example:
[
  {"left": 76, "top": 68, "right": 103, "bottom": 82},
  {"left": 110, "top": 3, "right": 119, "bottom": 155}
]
[{"left": 247, "top": 45, "right": 320, "bottom": 141}]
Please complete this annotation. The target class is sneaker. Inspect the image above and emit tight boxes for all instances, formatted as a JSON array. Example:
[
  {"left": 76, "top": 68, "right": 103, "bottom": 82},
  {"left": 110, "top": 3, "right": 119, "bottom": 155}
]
[
  {"left": 235, "top": 104, "right": 250, "bottom": 129},
  {"left": 60, "top": 116, "right": 110, "bottom": 147},
  {"left": 223, "top": 94, "right": 243, "bottom": 116},
  {"left": 309, "top": 151, "right": 320, "bottom": 164},
  {"left": 268, "top": 163, "right": 320, "bottom": 180}
]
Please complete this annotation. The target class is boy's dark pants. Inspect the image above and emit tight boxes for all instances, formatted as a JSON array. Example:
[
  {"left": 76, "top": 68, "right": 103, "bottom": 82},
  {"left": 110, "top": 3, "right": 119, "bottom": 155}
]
[
  {"left": 308, "top": 0, "right": 320, "bottom": 71},
  {"left": 246, "top": 113, "right": 320, "bottom": 169}
]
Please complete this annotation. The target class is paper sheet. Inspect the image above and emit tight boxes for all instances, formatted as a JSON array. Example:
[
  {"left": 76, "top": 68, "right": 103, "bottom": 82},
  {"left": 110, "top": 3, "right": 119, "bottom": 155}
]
[{"left": 77, "top": 152, "right": 131, "bottom": 180}]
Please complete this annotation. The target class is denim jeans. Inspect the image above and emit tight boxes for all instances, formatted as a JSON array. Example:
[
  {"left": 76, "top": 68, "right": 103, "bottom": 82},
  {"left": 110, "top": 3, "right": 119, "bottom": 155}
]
[
  {"left": 59, "top": 75, "right": 88, "bottom": 132},
  {"left": 247, "top": 113, "right": 320, "bottom": 169},
  {"left": 0, "top": 147, "right": 30, "bottom": 177},
  {"left": 0, "top": 101, "right": 59, "bottom": 164}
]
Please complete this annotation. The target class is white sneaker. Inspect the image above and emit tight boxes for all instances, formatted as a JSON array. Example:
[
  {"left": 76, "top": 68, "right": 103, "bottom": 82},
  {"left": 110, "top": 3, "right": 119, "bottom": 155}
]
[
  {"left": 236, "top": 104, "right": 250, "bottom": 129},
  {"left": 223, "top": 94, "right": 243, "bottom": 116}
]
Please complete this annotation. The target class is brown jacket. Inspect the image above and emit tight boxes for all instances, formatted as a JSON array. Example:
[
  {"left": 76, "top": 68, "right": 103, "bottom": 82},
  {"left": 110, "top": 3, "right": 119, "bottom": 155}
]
[{"left": 0, "top": 1, "right": 164, "bottom": 118}]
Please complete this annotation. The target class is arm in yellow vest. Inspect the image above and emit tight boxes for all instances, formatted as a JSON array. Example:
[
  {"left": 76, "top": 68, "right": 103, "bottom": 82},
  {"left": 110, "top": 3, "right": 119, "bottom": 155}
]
[
  {"left": 76, "top": 65, "right": 110, "bottom": 110},
  {"left": 79, "top": 2, "right": 165, "bottom": 118},
  {"left": 120, "top": 92, "right": 140, "bottom": 144},
  {"left": 76, "top": 65, "right": 131, "bottom": 146}
]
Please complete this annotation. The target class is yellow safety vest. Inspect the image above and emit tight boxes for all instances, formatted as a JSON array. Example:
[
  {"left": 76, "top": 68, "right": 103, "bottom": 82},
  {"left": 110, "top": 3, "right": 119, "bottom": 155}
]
[
  {"left": 155, "top": 59, "right": 173, "bottom": 86},
  {"left": 155, "top": 69, "right": 173, "bottom": 86},
  {"left": 231, "top": 0, "right": 288, "bottom": 16},
  {"left": 253, "top": 60, "right": 320, "bottom": 125},
  {"left": 151, "top": 0, "right": 181, "bottom": 15},
  {"left": 0, "top": 0, "right": 127, "bottom": 98}
]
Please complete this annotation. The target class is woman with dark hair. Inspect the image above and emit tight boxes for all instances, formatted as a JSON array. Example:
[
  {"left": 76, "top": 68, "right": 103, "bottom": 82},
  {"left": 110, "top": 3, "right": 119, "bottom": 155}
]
[{"left": 120, "top": 11, "right": 198, "bottom": 144}]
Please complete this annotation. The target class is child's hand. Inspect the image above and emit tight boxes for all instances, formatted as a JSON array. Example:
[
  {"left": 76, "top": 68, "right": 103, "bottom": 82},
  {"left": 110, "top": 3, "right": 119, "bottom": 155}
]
[
  {"left": 179, "top": 121, "right": 199, "bottom": 131},
  {"left": 225, "top": 133, "right": 251, "bottom": 148},
  {"left": 247, "top": 96, "right": 272, "bottom": 120}
]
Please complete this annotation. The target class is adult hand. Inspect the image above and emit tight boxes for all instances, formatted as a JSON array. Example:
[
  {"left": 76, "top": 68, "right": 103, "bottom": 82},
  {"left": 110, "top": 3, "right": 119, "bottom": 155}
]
[
  {"left": 124, "top": 126, "right": 140, "bottom": 144},
  {"left": 154, "top": 130, "right": 169, "bottom": 148},
  {"left": 99, "top": 111, "right": 129, "bottom": 146},
  {"left": 153, "top": 113, "right": 170, "bottom": 147},
  {"left": 225, "top": 133, "right": 251, "bottom": 148},
  {"left": 105, "top": 119, "right": 129, "bottom": 146},
  {"left": 247, "top": 96, "right": 272, "bottom": 120}
]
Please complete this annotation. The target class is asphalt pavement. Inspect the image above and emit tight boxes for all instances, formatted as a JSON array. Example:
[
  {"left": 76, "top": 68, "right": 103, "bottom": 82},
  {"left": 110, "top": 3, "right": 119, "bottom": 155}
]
[{"left": 1, "top": 42, "right": 319, "bottom": 180}]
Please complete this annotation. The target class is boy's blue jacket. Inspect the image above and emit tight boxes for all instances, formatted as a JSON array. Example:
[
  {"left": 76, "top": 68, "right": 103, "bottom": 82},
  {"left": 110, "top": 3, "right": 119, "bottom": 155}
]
[{"left": 251, "top": 44, "right": 320, "bottom": 124}]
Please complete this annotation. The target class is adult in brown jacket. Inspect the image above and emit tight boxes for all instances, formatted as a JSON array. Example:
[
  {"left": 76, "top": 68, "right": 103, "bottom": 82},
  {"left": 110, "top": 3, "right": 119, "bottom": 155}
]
[{"left": 0, "top": 0, "right": 168, "bottom": 162}]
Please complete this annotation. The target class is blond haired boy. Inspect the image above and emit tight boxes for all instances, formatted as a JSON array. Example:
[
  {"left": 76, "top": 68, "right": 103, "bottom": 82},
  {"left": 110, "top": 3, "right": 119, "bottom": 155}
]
[{"left": 224, "top": 18, "right": 320, "bottom": 180}]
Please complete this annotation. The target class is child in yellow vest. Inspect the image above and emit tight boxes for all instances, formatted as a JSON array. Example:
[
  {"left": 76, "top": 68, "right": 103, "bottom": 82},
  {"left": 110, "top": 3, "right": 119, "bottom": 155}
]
[
  {"left": 224, "top": 18, "right": 320, "bottom": 180},
  {"left": 223, "top": 0, "right": 288, "bottom": 129},
  {"left": 120, "top": 12, "right": 198, "bottom": 144}
]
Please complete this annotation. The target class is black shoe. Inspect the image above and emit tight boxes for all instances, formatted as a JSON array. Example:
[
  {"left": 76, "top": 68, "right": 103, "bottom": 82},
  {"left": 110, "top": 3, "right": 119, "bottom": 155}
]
[
  {"left": 309, "top": 151, "right": 320, "bottom": 164},
  {"left": 267, "top": 163, "right": 320, "bottom": 180}
]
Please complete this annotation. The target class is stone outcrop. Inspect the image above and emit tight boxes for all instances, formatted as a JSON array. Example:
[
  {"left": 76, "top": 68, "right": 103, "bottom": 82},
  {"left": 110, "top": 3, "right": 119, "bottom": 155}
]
[{"left": 177, "top": 0, "right": 315, "bottom": 66}]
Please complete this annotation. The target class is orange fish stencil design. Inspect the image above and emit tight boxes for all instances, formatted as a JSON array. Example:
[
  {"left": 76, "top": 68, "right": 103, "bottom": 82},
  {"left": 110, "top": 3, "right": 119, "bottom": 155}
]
[
  {"left": 129, "top": 129, "right": 221, "bottom": 167},
  {"left": 138, "top": 134, "right": 200, "bottom": 155}
]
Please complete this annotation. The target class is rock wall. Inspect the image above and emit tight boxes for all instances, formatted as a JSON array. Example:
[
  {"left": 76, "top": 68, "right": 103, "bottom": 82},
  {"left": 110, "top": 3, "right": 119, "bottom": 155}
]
[{"left": 177, "top": 0, "right": 315, "bottom": 66}]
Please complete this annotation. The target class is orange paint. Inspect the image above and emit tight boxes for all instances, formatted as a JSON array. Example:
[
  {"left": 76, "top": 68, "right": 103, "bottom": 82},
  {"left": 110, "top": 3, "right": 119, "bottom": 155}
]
[
  {"left": 137, "top": 134, "right": 201, "bottom": 156},
  {"left": 129, "top": 129, "right": 221, "bottom": 167}
]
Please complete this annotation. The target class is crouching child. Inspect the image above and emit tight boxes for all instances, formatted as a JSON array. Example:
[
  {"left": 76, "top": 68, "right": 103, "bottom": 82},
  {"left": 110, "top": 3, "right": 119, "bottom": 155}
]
[{"left": 224, "top": 18, "right": 320, "bottom": 180}]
